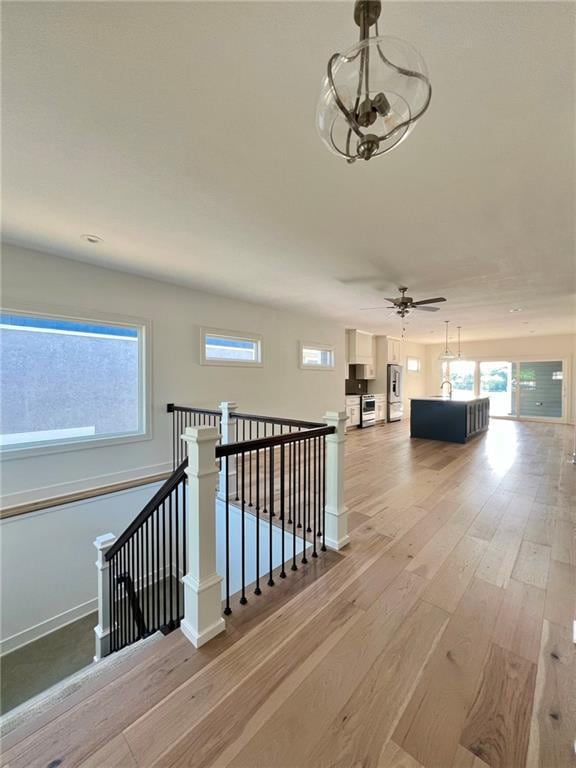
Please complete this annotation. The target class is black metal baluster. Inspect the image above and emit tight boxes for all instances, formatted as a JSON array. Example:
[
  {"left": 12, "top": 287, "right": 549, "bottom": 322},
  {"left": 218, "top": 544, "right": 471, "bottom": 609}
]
[
  {"left": 268, "top": 446, "right": 275, "bottom": 586},
  {"left": 162, "top": 500, "right": 167, "bottom": 627},
  {"left": 120, "top": 548, "right": 124, "bottom": 650},
  {"left": 109, "top": 553, "right": 114, "bottom": 652},
  {"left": 307, "top": 437, "right": 312, "bottom": 533},
  {"left": 182, "top": 480, "right": 187, "bottom": 582},
  {"left": 291, "top": 440, "right": 298, "bottom": 571},
  {"left": 248, "top": 423, "right": 253, "bottom": 507},
  {"left": 287, "top": 439, "right": 293, "bottom": 525},
  {"left": 312, "top": 437, "right": 318, "bottom": 558},
  {"left": 175, "top": 486, "right": 180, "bottom": 622},
  {"left": 302, "top": 440, "right": 308, "bottom": 565},
  {"left": 321, "top": 435, "right": 327, "bottom": 551},
  {"left": 145, "top": 517, "right": 150, "bottom": 631},
  {"left": 169, "top": 493, "right": 173, "bottom": 626},
  {"left": 263, "top": 434, "right": 267, "bottom": 513},
  {"left": 224, "top": 458, "right": 231, "bottom": 614},
  {"left": 254, "top": 448, "right": 261, "bottom": 595},
  {"left": 240, "top": 452, "right": 247, "bottom": 604},
  {"left": 155, "top": 506, "right": 160, "bottom": 630},
  {"left": 280, "top": 443, "right": 286, "bottom": 578}
]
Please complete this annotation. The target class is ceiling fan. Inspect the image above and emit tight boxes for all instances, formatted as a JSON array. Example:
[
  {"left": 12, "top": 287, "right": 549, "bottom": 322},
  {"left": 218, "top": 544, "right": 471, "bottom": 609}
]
[{"left": 361, "top": 287, "right": 447, "bottom": 318}]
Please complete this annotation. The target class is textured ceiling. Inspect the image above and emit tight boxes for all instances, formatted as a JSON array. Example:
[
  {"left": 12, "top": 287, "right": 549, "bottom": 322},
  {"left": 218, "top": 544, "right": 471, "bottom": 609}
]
[{"left": 3, "top": 1, "right": 575, "bottom": 342}]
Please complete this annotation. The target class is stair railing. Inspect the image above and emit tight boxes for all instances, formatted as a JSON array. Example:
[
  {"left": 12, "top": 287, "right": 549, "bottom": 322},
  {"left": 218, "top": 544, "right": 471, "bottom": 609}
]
[{"left": 95, "top": 403, "right": 348, "bottom": 659}]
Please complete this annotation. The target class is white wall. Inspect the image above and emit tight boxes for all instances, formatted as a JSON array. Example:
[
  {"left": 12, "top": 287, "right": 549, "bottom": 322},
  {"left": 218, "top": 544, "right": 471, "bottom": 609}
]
[
  {"left": 0, "top": 482, "right": 162, "bottom": 652},
  {"left": 1, "top": 243, "right": 346, "bottom": 506},
  {"left": 400, "top": 340, "right": 428, "bottom": 414},
  {"left": 425, "top": 334, "right": 576, "bottom": 424}
]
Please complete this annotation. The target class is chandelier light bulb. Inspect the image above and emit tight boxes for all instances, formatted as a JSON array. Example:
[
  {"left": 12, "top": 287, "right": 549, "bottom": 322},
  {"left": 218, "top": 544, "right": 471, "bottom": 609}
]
[{"left": 317, "top": 0, "right": 432, "bottom": 163}]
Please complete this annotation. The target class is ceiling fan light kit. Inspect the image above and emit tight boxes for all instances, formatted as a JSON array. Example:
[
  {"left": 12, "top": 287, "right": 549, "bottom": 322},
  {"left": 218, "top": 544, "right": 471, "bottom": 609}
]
[{"left": 316, "top": 0, "right": 432, "bottom": 163}]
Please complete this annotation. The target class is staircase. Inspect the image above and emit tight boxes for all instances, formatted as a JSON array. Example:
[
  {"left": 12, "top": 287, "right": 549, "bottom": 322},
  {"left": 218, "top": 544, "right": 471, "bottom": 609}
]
[{"left": 93, "top": 401, "right": 349, "bottom": 659}]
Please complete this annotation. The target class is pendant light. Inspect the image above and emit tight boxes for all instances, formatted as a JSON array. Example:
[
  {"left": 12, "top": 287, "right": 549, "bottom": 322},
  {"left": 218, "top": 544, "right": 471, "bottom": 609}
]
[
  {"left": 456, "top": 326, "right": 466, "bottom": 360},
  {"left": 316, "top": 0, "right": 432, "bottom": 163},
  {"left": 438, "top": 320, "right": 456, "bottom": 361}
]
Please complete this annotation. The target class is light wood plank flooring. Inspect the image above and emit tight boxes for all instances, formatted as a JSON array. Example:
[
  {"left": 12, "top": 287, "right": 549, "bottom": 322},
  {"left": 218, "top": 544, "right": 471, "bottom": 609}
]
[{"left": 2, "top": 419, "right": 575, "bottom": 768}]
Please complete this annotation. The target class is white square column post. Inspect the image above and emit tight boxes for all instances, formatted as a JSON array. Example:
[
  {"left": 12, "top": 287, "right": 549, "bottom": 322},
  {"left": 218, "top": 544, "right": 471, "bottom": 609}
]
[
  {"left": 323, "top": 411, "right": 350, "bottom": 550},
  {"left": 218, "top": 401, "right": 238, "bottom": 500},
  {"left": 180, "top": 425, "right": 226, "bottom": 648},
  {"left": 94, "top": 532, "right": 116, "bottom": 661}
]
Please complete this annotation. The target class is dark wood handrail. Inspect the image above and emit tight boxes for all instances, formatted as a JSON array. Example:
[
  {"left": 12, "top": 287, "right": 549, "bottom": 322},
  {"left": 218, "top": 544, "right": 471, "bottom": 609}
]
[
  {"left": 105, "top": 458, "right": 188, "bottom": 560},
  {"left": 167, "top": 403, "right": 222, "bottom": 417},
  {"left": 232, "top": 412, "right": 325, "bottom": 429},
  {"left": 215, "top": 426, "right": 335, "bottom": 458}
]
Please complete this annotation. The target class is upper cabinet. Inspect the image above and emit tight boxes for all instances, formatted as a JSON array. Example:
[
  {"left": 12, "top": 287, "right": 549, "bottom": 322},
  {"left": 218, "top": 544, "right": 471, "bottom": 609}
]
[
  {"left": 346, "top": 330, "right": 375, "bottom": 365},
  {"left": 387, "top": 338, "right": 402, "bottom": 364}
]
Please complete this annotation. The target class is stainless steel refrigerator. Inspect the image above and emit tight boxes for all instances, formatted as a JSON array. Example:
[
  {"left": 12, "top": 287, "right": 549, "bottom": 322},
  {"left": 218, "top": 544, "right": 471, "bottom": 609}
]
[{"left": 387, "top": 364, "right": 404, "bottom": 422}]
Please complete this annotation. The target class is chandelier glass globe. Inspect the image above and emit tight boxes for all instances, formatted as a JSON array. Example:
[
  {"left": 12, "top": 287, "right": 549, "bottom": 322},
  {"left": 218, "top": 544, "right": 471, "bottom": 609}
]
[{"left": 317, "top": 1, "right": 431, "bottom": 163}]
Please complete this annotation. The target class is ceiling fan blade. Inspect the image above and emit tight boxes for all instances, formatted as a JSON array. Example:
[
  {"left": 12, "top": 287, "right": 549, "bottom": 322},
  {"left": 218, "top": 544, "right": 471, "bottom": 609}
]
[
  {"left": 413, "top": 305, "right": 440, "bottom": 312},
  {"left": 411, "top": 297, "right": 447, "bottom": 305}
]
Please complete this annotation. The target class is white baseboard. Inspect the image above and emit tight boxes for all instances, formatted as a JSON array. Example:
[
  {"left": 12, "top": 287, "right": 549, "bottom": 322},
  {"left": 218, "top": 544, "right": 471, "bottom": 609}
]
[{"left": 0, "top": 598, "right": 98, "bottom": 657}]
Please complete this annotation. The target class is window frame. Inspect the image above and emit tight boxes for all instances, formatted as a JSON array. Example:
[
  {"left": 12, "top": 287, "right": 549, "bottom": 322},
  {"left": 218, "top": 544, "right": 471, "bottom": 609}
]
[
  {"left": 200, "top": 327, "right": 263, "bottom": 367},
  {"left": 0, "top": 306, "right": 151, "bottom": 459},
  {"left": 406, "top": 357, "right": 421, "bottom": 373},
  {"left": 299, "top": 342, "right": 336, "bottom": 371}
]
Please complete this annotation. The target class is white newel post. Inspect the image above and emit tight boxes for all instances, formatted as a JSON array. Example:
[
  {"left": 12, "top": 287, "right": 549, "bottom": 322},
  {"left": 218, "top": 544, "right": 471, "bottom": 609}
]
[
  {"left": 218, "top": 401, "right": 238, "bottom": 500},
  {"left": 323, "top": 411, "right": 350, "bottom": 550},
  {"left": 180, "top": 425, "right": 226, "bottom": 648},
  {"left": 94, "top": 532, "right": 116, "bottom": 661}
]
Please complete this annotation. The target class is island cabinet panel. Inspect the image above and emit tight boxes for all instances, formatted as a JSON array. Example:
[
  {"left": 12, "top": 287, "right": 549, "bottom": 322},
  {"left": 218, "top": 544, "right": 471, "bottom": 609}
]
[{"left": 410, "top": 398, "right": 490, "bottom": 444}]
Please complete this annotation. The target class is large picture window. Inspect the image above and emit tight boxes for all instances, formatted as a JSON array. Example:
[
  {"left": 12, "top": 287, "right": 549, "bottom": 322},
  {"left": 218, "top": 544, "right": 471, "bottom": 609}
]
[{"left": 0, "top": 311, "right": 147, "bottom": 452}]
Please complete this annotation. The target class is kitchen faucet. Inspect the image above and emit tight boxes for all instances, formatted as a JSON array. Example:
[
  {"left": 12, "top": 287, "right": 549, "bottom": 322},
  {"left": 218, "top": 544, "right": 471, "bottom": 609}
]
[{"left": 440, "top": 379, "right": 453, "bottom": 399}]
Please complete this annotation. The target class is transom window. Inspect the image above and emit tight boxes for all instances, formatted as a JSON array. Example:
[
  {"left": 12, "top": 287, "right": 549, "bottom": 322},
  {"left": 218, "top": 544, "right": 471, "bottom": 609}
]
[
  {"left": 0, "top": 311, "right": 147, "bottom": 452},
  {"left": 201, "top": 328, "right": 262, "bottom": 366},
  {"left": 300, "top": 343, "right": 335, "bottom": 369}
]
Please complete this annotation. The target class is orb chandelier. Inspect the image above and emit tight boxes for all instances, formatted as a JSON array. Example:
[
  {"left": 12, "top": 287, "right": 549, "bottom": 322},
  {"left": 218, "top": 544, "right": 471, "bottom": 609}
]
[{"left": 316, "top": 0, "right": 432, "bottom": 163}]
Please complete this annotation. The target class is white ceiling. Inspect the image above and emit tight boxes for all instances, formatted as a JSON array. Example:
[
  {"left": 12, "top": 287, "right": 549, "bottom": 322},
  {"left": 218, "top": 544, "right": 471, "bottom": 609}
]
[{"left": 3, "top": 1, "right": 575, "bottom": 343}]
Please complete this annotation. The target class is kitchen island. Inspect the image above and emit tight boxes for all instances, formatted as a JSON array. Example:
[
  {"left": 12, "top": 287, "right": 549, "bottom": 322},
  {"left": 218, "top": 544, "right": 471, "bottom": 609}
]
[{"left": 410, "top": 396, "right": 490, "bottom": 443}]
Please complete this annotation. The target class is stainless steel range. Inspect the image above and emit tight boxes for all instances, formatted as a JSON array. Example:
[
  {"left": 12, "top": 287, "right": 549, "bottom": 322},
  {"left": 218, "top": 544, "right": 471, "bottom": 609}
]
[{"left": 360, "top": 394, "right": 376, "bottom": 428}]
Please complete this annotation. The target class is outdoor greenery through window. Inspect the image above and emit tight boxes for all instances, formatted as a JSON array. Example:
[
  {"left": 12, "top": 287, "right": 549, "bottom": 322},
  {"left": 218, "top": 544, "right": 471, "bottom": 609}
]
[
  {"left": 0, "top": 312, "right": 145, "bottom": 450},
  {"left": 202, "top": 329, "right": 262, "bottom": 365},
  {"left": 300, "top": 344, "right": 335, "bottom": 369}
]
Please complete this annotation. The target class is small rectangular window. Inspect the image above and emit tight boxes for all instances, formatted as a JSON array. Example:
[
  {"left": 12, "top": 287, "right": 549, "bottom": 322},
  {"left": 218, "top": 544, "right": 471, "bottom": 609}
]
[
  {"left": 0, "top": 311, "right": 147, "bottom": 452},
  {"left": 407, "top": 357, "right": 421, "bottom": 372},
  {"left": 201, "top": 328, "right": 262, "bottom": 366},
  {"left": 300, "top": 343, "right": 335, "bottom": 370}
]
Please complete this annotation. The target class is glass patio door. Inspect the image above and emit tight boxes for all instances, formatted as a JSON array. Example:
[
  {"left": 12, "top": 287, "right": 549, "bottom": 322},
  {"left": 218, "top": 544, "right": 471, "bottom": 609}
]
[
  {"left": 448, "top": 360, "right": 476, "bottom": 400},
  {"left": 479, "top": 361, "right": 516, "bottom": 417},
  {"left": 517, "top": 361, "right": 564, "bottom": 420}
]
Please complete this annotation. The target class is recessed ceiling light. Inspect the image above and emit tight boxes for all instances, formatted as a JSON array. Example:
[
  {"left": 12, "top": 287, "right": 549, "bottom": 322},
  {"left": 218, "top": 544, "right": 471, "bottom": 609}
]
[
  {"left": 509, "top": 308, "right": 523, "bottom": 313},
  {"left": 81, "top": 234, "right": 103, "bottom": 244}
]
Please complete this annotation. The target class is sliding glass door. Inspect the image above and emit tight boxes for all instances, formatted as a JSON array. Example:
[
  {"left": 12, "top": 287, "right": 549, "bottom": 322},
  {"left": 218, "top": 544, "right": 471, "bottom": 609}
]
[
  {"left": 444, "top": 359, "right": 566, "bottom": 422},
  {"left": 479, "top": 361, "right": 516, "bottom": 417},
  {"left": 517, "top": 361, "right": 563, "bottom": 419},
  {"left": 448, "top": 360, "right": 476, "bottom": 400}
]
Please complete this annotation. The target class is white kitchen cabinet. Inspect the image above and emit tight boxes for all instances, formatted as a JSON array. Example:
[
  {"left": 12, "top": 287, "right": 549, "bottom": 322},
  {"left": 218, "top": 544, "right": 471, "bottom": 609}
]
[
  {"left": 347, "top": 330, "right": 375, "bottom": 365},
  {"left": 345, "top": 396, "right": 361, "bottom": 428},
  {"left": 373, "top": 393, "right": 386, "bottom": 422},
  {"left": 387, "top": 338, "right": 401, "bottom": 364}
]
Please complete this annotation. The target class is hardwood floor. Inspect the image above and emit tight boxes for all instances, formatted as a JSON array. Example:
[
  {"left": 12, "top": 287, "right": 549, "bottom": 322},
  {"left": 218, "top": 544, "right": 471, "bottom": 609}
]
[{"left": 2, "top": 419, "right": 575, "bottom": 768}]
